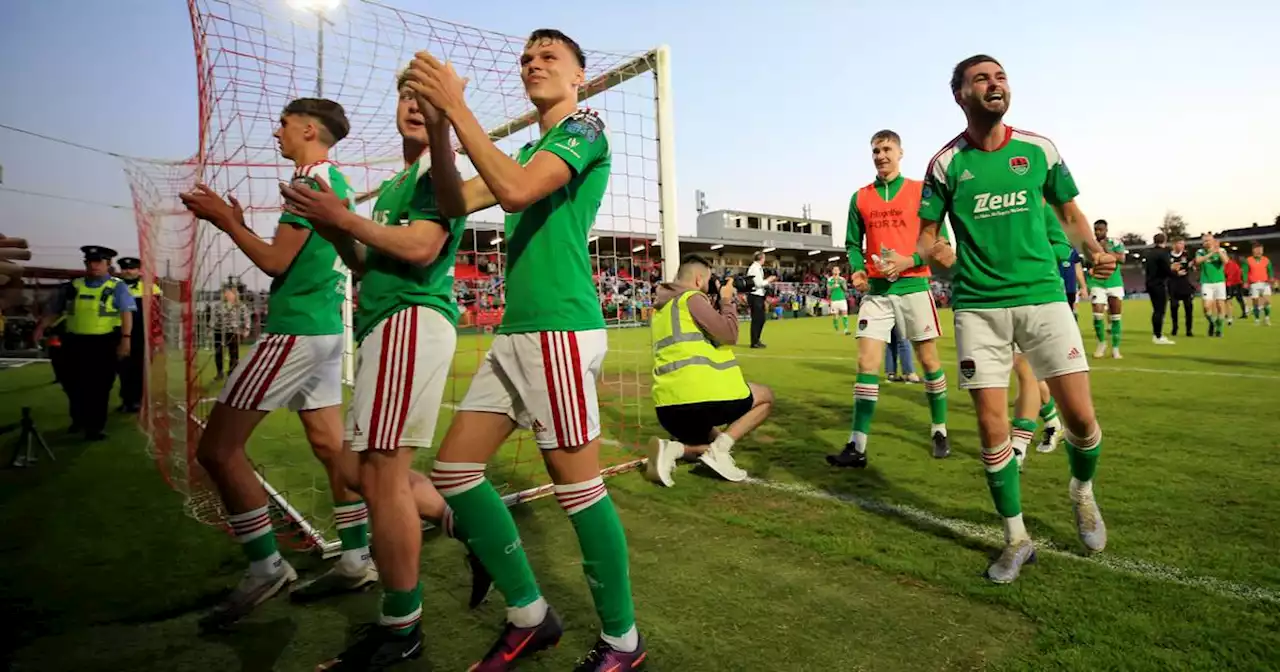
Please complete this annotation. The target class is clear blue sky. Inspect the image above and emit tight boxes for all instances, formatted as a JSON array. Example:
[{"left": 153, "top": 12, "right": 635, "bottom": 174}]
[{"left": 3, "top": 0, "right": 1278, "bottom": 271}]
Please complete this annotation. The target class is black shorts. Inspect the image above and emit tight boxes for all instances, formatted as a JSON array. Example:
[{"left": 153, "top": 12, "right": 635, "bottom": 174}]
[{"left": 656, "top": 394, "right": 754, "bottom": 446}]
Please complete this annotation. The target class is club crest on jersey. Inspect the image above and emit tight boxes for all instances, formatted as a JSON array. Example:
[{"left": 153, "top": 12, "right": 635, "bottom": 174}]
[{"left": 1009, "top": 156, "right": 1030, "bottom": 176}]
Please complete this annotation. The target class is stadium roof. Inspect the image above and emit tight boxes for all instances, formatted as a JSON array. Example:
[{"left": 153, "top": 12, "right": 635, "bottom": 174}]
[{"left": 457, "top": 222, "right": 843, "bottom": 257}]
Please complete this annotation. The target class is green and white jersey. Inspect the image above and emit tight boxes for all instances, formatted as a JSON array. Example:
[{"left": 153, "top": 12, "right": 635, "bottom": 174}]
[
  {"left": 918, "top": 127, "right": 1079, "bottom": 310},
  {"left": 827, "top": 276, "right": 847, "bottom": 301},
  {"left": 268, "top": 161, "right": 352, "bottom": 336},
  {"left": 1086, "top": 237, "right": 1126, "bottom": 289},
  {"left": 354, "top": 157, "right": 468, "bottom": 343},
  {"left": 1196, "top": 248, "right": 1227, "bottom": 283},
  {"left": 499, "top": 109, "right": 610, "bottom": 335}
]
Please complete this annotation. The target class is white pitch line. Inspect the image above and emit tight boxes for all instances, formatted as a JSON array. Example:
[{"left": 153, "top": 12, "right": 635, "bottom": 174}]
[
  {"left": 746, "top": 477, "right": 1280, "bottom": 605},
  {"left": 194, "top": 397, "right": 1276, "bottom": 603},
  {"left": 609, "top": 350, "right": 1280, "bottom": 381}
]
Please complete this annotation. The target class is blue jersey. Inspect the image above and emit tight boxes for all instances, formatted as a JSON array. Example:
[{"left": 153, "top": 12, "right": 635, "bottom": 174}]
[{"left": 1060, "top": 249, "right": 1081, "bottom": 294}]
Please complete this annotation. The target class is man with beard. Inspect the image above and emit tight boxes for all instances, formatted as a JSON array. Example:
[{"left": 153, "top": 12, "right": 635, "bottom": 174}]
[{"left": 884, "top": 54, "right": 1117, "bottom": 584}]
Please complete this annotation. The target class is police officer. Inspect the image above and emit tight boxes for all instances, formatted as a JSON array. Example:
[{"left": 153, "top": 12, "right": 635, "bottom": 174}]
[
  {"left": 34, "top": 246, "right": 136, "bottom": 440},
  {"left": 115, "top": 257, "right": 160, "bottom": 413}
]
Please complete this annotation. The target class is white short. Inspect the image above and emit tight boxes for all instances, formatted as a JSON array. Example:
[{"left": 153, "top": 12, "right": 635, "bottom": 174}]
[
  {"left": 217, "top": 333, "right": 343, "bottom": 412},
  {"left": 1202, "top": 282, "right": 1227, "bottom": 301},
  {"left": 1089, "top": 285, "right": 1125, "bottom": 303},
  {"left": 954, "top": 302, "right": 1088, "bottom": 390},
  {"left": 458, "top": 329, "right": 607, "bottom": 450},
  {"left": 855, "top": 291, "right": 942, "bottom": 343},
  {"left": 1249, "top": 282, "right": 1272, "bottom": 298},
  {"left": 829, "top": 299, "right": 849, "bottom": 314},
  {"left": 345, "top": 306, "right": 456, "bottom": 452}
]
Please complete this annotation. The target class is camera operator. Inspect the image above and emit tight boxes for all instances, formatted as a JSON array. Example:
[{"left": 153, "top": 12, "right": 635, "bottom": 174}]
[
  {"left": 746, "top": 252, "right": 776, "bottom": 348},
  {"left": 1168, "top": 236, "right": 1195, "bottom": 336}
]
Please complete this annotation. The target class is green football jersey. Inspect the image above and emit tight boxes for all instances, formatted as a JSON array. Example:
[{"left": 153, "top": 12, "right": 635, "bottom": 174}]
[
  {"left": 498, "top": 110, "right": 610, "bottom": 335},
  {"left": 1196, "top": 248, "right": 1227, "bottom": 283},
  {"left": 1085, "top": 237, "right": 1126, "bottom": 289},
  {"left": 267, "top": 161, "right": 351, "bottom": 336},
  {"left": 355, "top": 158, "right": 468, "bottom": 343},
  {"left": 918, "top": 127, "right": 1079, "bottom": 310},
  {"left": 827, "top": 276, "right": 847, "bottom": 301}
]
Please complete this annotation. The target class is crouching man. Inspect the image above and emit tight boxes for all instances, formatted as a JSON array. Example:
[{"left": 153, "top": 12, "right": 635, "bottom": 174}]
[{"left": 645, "top": 254, "right": 773, "bottom": 486}]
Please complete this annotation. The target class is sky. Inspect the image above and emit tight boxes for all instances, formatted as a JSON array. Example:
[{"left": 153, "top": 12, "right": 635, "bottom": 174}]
[{"left": 2, "top": 0, "right": 1279, "bottom": 273}]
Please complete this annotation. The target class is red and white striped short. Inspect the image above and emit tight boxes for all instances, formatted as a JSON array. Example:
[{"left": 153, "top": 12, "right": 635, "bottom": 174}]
[
  {"left": 458, "top": 329, "right": 607, "bottom": 450},
  {"left": 216, "top": 333, "right": 343, "bottom": 412},
  {"left": 345, "top": 306, "right": 457, "bottom": 452}
]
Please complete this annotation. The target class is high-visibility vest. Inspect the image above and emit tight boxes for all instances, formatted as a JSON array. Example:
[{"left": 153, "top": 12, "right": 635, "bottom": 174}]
[
  {"left": 66, "top": 277, "right": 123, "bottom": 335},
  {"left": 651, "top": 289, "right": 749, "bottom": 408},
  {"left": 127, "top": 281, "right": 162, "bottom": 299}
]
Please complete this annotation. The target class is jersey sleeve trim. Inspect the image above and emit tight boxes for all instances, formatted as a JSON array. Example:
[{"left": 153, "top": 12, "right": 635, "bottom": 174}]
[{"left": 923, "top": 133, "right": 966, "bottom": 192}]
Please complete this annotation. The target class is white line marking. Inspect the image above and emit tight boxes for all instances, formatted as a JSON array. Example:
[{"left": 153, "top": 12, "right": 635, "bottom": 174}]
[
  {"left": 746, "top": 477, "right": 1280, "bottom": 605},
  {"left": 609, "top": 350, "right": 1280, "bottom": 380}
]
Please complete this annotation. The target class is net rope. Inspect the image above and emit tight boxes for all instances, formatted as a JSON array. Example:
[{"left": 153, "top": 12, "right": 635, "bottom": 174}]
[{"left": 128, "top": 0, "right": 663, "bottom": 551}]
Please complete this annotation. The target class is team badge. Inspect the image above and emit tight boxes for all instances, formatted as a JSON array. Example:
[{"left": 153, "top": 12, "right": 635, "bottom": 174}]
[
  {"left": 922, "top": 185, "right": 933, "bottom": 200},
  {"left": 858, "top": 319, "right": 868, "bottom": 331},
  {"left": 1009, "top": 156, "right": 1029, "bottom": 176},
  {"left": 959, "top": 358, "right": 976, "bottom": 379}
]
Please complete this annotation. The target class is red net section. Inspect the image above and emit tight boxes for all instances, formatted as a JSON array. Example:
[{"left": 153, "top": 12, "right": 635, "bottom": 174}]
[{"left": 128, "top": 0, "right": 665, "bottom": 551}]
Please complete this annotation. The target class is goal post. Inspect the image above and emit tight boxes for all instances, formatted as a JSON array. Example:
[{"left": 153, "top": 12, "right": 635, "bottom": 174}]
[{"left": 127, "top": 0, "right": 678, "bottom": 555}]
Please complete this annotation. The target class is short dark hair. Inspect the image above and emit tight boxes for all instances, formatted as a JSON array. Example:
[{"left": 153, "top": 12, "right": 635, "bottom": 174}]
[
  {"left": 282, "top": 98, "right": 350, "bottom": 146},
  {"left": 1153, "top": 232, "right": 1167, "bottom": 245},
  {"left": 871, "top": 129, "right": 901, "bottom": 146},
  {"left": 680, "top": 253, "right": 713, "bottom": 269},
  {"left": 950, "top": 54, "right": 1002, "bottom": 93},
  {"left": 526, "top": 29, "right": 586, "bottom": 69},
  {"left": 1094, "top": 219, "right": 1109, "bottom": 228}
]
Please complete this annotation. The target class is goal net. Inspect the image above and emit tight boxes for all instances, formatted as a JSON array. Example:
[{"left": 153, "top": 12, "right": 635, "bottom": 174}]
[{"left": 126, "top": 0, "right": 677, "bottom": 554}]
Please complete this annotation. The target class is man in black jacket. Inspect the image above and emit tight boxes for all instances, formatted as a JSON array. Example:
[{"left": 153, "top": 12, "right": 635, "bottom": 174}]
[
  {"left": 1144, "top": 233, "right": 1175, "bottom": 345},
  {"left": 1168, "top": 237, "right": 1195, "bottom": 336}
]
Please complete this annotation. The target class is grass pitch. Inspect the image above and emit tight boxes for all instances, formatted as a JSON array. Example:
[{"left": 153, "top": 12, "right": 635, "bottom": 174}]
[{"left": 2, "top": 301, "right": 1278, "bottom": 671}]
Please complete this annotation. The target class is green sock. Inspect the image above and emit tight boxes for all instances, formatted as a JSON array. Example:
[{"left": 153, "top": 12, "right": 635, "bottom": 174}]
[
  {"left": 1093, "top": 314, "right": 1105, "bottom": 342},
  {"left": 923, "top": 368, "right": 947, "bottom": 427},
  {"left": 832, "top": 316, "right": 840, "bottom": 331},
  {"left": 1065, "top": 429, "right": 1102, "bottom": 482},
  {"left": 1254, "top": 306, "right": 1261, "bottom": 319},
  {"left": 1011, "top": 417, "right": 1037, "bottom": 453},
  {"left": 433, "top": 463, "right": 541, "bottom": 609},
  {"left": 1039, "top": 399, "right": 1058, "bottom": 423},
  {"left": 982, "top": 441, "right": 1022, "bottom": 517},
  {"left": 1266, "top": 306, "right": 1272, "bottom": 318},
  {"left": 849, "top": 372, "right": 879, "bottom": 452},
  {"left": 1216, "top": 317, "right": 1225, "bottom": 332},
  {"left": 379, "top": 583, "right": 423, "bottom": 636},
  {"left": 1110, "top": 317, "right": 1122, "bottom": 348},
  {"left": 333, "top": 499, "right": 370, "bottom": 565},
  {"left": 227, "top": 506, "right": 282, "bottom": 577},
  {"left": 842, "top": 315, "right": 849, "bottom": 331},
  {"left": 557, "top": 478, "right": 636, "bottom": 638}
]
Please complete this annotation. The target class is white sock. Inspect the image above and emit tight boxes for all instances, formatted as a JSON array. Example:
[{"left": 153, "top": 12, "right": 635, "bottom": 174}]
[
  {"left": 250, "top": 551, "right": 284, "bottom": 579},
  {"left": 1070, "top": 477, "right": 1093, "bottom": 501},
  {"left": 601, "top": 624, "right": 639, "bottom": 652},
  {"left": 339, "top": 546, "right": 371, "bottom": 568},
  {"left": 711, "top": 433, "right": 735, "bottom": 453},
  {"left": 507, "top": 596, "right": 549, "bottom": 628},
  {"left": 847, "top": 431, "right": 868, "bottom": 453},
  {"left": 931, "top": 424, "right": 947, "bottom": 437},
  {"left": 1003, "top": 513, "right": 1030, "bottom": 544}
]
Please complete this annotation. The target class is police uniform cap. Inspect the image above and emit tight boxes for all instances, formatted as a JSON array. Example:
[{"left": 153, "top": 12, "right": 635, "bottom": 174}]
[
  {"left": 82, "top": 245, "right": 118, "bottom": 262},
  {"left": 118, "top": 257, "right": 141, "bottom": 270}
]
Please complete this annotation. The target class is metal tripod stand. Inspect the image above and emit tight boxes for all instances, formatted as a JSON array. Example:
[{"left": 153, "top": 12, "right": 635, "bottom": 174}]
[{"left": 6, "top": 407, "right": 53, "bottom": 468}]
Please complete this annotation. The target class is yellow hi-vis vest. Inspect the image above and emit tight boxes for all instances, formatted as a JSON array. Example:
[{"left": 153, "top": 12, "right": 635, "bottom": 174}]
[
  {"left": 66, "top": 277, "right": 123, "bottom": 335},
  {"left": 127, "top": 281, "right": 162, "bottom": 299},
  {"left": 651, "top": 289, "right": 749, "bottom": 407}
]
